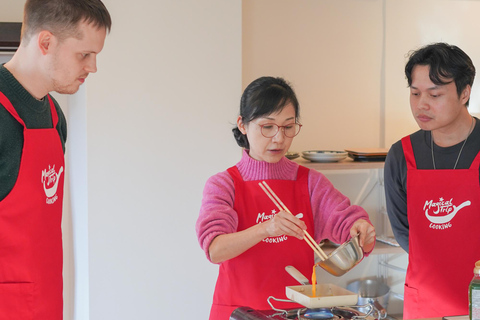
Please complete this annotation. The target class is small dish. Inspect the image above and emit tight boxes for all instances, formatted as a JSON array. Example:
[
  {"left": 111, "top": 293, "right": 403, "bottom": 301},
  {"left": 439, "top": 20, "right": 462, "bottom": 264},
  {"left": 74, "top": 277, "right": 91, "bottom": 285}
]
[
  {"left": 301, "top": 150, "right": 348, "bottom": 163},
  {"left": 286, "top": 151, "right": 300, "bottom": 160}
]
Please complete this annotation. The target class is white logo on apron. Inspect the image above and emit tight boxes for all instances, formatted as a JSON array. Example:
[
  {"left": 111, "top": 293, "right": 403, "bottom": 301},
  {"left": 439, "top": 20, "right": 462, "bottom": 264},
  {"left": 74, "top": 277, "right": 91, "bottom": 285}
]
[
  {"left": 424, "top": 197, "right": 471, "bottom": 229},
  {"left": 41, "top": 165, "right": 64, "bottom": 204},
  {"left": 256, "top": 211, "right": 304, "bottom": 244}
]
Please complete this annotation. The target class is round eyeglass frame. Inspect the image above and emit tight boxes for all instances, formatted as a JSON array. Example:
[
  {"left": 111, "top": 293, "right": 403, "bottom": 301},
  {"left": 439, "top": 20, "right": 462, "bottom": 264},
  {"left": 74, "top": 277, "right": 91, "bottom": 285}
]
[{"left": 253, "top": 122, "right": 303, "bottom": 138}]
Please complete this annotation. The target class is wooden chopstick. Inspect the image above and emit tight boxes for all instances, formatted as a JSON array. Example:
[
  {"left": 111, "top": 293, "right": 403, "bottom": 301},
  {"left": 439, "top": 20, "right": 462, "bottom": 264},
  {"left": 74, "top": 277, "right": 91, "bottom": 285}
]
[
  {"left": 258, "top": 182, "right": 328, "bottom": 261},
  {"left": 258, "top": 181, "right": 329, "bottom": 261},
  {"left": 260, "top": 181, "right": 329, "bottom": 261}
]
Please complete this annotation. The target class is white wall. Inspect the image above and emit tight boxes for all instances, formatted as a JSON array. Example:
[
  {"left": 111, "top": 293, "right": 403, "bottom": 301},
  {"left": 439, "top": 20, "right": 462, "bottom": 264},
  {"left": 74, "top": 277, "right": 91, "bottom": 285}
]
[
  {"left": 243, "top": 0, "right": 384, "bottom": 152},
  {"left": 0, "top": 1, "right": 23, "bottom": 22},
  {"left": 84, "top": 1, "right": 241, "bottom": 319}
]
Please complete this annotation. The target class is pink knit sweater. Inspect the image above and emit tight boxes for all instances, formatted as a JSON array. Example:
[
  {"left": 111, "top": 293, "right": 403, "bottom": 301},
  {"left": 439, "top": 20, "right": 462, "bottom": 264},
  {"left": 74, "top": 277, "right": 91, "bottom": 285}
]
[{"left": 196, "top": 150, "right": 372, "bottom": 263}]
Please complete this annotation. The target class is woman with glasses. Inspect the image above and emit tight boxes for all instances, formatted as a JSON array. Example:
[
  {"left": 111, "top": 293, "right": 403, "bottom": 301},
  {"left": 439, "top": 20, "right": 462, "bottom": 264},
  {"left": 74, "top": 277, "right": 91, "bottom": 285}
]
[{"left": 196, "top": 76, "right": 376, "bottom": 320}]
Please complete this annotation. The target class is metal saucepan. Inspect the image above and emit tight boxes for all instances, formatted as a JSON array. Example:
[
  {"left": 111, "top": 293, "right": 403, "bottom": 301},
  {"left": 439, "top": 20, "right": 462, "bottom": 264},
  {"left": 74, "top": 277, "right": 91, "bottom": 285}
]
[
  {"left": 346, "top": 278, "right": 389, "bottom": 319},
  {"left": 316, "top": 233, "right": 364, "bottom": 277}
]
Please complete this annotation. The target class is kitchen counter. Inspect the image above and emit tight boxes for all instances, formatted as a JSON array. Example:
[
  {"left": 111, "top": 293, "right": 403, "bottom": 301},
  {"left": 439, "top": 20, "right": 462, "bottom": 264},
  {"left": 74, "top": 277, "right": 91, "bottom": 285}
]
[{"left": 294, "top": 157, "right": 384, "bottom": 170}]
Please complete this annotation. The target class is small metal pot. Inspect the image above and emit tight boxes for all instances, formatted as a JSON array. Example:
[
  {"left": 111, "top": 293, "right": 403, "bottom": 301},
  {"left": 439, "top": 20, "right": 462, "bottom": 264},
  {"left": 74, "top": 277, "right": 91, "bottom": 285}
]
[
  {"left": 316, "top": 233, "right": 364, "bottom": 277},
  {"left": 346, "top": 278, "right": 390, "bottom": 319}
]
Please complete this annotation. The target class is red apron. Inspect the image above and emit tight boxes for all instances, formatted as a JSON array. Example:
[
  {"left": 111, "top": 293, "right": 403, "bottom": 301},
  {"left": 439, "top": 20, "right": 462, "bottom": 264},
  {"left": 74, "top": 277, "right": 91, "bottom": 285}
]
[
  {"left": 0, "top": 92, "right": 64, "bottom": 320},
  {"left": 209, "top": 165, "right": 314, "bottom": 320},
  {"left": 402, "top": 136, "right": 480, "bottom": 319}
]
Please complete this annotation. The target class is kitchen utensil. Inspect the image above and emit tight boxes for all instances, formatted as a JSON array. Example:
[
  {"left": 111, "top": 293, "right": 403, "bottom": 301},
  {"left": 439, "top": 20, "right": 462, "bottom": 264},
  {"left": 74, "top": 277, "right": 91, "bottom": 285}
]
[
  {"left": 285, "top": 265, "right": 310, "bottom": 285},
  {"left": 345, "top": 148, "right": 388, "bottom": 162},
  {"left": 259, "top": 181, "right": 329, "bottom": 260},
  {"left": 346, "top": 278, "right": 389, "bottom": 319},
  {"left": 301, "top": 150, "right": 348, "bottom": 163},
  {"left": 344, "top": 148, "right": 388, "bottom": 156},
  {"left": 286, "top": 151, "right": 300, "bottom": 160},
  {"left": 286, "top": 284, "right": 358, "bottom": 308},
  {"left": 315, "top": 234, "right": 364, "bottom": 277},
  {"left": 375, "top": 235, "right": 400, "bottom": 247},
  {"left": 230, "top": 305, "right": 375, "bottom": 320}
]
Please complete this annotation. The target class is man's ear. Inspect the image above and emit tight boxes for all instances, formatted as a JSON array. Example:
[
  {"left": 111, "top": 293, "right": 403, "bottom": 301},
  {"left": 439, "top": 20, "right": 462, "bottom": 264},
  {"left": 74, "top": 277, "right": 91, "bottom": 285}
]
[
  {"left": 38, "top": 30, "right": 55, "bottom": 55},
  {"left": 461, "top": 84, "right": 472, "bottom": 106}
]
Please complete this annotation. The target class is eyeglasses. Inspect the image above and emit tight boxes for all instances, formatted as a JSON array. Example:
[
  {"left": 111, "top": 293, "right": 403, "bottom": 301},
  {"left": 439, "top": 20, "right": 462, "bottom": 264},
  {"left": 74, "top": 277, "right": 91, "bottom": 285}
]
[{"left": 252, "top": 122, "right": 302, "bottom": 138}]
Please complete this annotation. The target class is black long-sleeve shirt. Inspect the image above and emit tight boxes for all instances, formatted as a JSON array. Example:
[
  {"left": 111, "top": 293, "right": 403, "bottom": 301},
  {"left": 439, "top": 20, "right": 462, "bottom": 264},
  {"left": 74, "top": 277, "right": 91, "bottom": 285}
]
[
  {"left": 0, "top": 64, "right": 67, "bottom": 201},
  {"left": 384, "top": 118, "right": 480, "bottom": 252}
]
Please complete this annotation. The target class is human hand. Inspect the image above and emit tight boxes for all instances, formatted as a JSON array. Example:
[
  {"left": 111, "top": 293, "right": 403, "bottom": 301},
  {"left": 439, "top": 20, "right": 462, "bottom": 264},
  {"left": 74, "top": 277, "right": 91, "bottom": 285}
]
[
  {"left": 349, "top": 219, "right": 376, "bottom": 253},
  {"left": 264, "top": 211, "right": 307, "bottom": 240}
]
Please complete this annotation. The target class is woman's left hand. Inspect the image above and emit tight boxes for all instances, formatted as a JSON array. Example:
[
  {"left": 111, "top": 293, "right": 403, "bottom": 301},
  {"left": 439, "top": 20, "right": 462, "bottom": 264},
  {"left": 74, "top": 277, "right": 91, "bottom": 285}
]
[{"left": 349, "top": 219, "right": 376, "bottom": 253}]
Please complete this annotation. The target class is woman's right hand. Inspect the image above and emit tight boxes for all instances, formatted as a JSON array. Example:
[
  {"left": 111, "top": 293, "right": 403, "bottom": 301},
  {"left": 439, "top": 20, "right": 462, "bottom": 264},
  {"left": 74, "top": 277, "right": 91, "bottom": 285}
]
[
  {"left": 263, "top": 211, "right": 307, "bottom": 240},
  {"left": 209, "top": 211, "right": 307, "bottom": 263}
]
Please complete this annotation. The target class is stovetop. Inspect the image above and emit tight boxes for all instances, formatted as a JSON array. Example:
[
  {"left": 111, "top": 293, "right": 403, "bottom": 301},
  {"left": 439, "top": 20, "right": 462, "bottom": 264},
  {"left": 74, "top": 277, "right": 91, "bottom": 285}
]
[{"left": 230, "top": 306, "right": 376, "bottom": 320}]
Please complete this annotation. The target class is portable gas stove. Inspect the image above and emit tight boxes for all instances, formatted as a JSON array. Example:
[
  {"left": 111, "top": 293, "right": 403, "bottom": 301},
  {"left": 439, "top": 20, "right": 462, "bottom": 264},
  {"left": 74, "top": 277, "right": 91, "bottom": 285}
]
[
  {"left": 230, "top": 305, "right": 377, "bottom": 320},
  {"left": 230, "top": 297, "right": 378, "bottom": 320}
]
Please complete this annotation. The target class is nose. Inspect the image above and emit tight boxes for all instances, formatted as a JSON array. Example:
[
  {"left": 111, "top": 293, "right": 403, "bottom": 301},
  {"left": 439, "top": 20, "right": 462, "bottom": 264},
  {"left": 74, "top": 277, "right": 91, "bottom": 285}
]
[
  {"left": 272, "top": 127, "right": 286, "bottom": 142},
  {"left": 416, "top": 94, "right": 429, "bottom": 110},
  {"left": 85, "top": 56, "right": 98, "bottom": 74}
]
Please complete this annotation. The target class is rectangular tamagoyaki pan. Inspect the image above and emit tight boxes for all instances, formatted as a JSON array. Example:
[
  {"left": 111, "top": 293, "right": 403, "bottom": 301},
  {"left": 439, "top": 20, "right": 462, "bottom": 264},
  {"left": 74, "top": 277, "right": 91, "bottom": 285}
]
[{"left": 286, "top": 284, "right": 358, "bottom": 308}]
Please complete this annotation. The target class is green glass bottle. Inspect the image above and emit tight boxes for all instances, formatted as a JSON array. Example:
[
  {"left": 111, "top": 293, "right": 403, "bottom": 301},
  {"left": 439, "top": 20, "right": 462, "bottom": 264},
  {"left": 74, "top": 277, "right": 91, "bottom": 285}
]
[{"left": 469, "top": 260, "right": 480, "bottom": 320}]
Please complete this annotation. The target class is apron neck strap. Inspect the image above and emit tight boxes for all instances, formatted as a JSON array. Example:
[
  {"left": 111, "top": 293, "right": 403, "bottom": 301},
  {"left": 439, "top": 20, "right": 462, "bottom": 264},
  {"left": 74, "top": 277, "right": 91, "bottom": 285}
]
[{"left": 0, "top": 92, "right": 57, "bottom": 128}]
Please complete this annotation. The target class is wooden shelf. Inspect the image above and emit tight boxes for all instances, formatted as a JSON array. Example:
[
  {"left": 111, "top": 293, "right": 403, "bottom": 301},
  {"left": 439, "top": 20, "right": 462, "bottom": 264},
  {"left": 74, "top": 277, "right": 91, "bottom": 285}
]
[
  {"left": 294, "top": 157, "right": 384, "bottom": 170},
  {"left": 296, "top": 158, "right": 402, "bottom": 256}
]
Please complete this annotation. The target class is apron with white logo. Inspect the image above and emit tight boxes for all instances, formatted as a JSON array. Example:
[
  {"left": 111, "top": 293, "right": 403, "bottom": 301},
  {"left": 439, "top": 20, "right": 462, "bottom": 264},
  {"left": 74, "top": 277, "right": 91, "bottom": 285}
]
[
  {"left": 209, "top": 165, "right": 314, "bottom": 320},
  {"left": 402, "top": 135, "right": 480, "bottom": 319},
  {"left": 0, "top": 92, "right": 64, "bottom": 320}
]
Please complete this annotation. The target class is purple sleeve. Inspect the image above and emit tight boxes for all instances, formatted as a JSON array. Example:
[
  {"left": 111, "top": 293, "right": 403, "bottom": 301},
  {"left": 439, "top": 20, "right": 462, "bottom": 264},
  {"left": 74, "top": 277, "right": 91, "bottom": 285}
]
[
  {"left": 195, "top": 170, "right": 238, "bottom": 263},
  {"left": 308, "top": 169, "right": 372, "bottom": 245}
]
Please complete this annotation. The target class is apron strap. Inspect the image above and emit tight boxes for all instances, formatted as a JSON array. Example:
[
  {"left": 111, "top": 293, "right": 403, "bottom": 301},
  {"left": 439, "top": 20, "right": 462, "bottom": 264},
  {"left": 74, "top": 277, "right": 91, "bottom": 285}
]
[
  {"left": 401, "top": 135, "right": 416, "bottom": 169},
  {"left": 470, "top": 148, "right": 480, "bottom": 169},
  {"left": 0, "top": 92, "right": 58, "bottom": 128},
  {"left": 227, "top": 165, "right": 241, "bottom": 180},
  {"left": 0, "top": 91, "right": 25, "bottom": 127},
  {"left": 46, "top": 95, "right": 58, "bottom": 127},
  {"left": 297, "top": 165, "right": 310, "bottom": 181}
]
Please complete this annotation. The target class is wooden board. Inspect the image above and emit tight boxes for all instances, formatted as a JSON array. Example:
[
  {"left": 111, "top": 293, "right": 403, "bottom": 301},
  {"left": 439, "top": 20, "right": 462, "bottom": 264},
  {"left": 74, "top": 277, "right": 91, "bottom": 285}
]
[{"left": 344, "top": 148, "right": 389, "bottom": 156}]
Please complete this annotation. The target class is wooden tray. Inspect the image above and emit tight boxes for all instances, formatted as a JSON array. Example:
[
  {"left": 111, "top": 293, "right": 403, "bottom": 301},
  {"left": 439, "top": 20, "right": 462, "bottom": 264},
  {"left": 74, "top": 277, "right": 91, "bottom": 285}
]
[
  {"left": 285, "top": 284, "right": 358, "bottom": 308},
  {"left": 344, "top": 148, "right": 389, "bottom": 156}
]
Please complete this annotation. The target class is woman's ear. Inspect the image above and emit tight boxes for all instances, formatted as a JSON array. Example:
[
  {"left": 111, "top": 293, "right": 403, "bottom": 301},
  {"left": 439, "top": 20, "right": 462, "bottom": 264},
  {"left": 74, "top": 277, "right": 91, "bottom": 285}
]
[{"left": 237, "top": 116, "right": 247, "bottom": 135}]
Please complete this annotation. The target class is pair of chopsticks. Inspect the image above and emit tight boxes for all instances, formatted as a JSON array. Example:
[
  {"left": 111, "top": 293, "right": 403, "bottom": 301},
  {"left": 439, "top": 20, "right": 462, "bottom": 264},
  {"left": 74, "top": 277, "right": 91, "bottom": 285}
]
[{"left": 258, "top": 181, "right": 329, "bottom": 261}]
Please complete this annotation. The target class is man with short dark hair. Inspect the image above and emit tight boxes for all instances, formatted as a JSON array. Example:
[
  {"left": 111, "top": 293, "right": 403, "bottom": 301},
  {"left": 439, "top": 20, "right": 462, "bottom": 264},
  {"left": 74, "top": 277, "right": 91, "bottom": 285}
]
[
  {"left": 384, "top": 42, "right": 480, "bottom": 319},
  {"left": 0, "top": 0, "right": 111, "bottom": 318}
]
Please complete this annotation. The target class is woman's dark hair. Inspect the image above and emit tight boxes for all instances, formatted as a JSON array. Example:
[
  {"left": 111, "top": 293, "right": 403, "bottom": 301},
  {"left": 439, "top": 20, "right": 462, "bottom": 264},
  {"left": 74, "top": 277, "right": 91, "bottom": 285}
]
[
  {"left": 405, "top": 42, "right": 475, "bottom": 106},
  {"left": 233, "top": 76, "right": 300, "bottom": 149}
]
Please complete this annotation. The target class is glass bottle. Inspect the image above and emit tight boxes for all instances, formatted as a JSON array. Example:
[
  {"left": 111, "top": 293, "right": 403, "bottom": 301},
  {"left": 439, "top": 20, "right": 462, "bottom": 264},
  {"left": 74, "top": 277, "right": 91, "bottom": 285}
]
[{"left": 469, "top": 260, "right": 480, "bottom": 320}]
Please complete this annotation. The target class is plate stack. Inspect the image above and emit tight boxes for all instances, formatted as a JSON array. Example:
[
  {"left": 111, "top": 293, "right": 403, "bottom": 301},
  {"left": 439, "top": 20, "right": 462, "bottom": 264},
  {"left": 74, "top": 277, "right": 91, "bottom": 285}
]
[{"left": 345, "top": 148, "right": 388, "bottom": 162}]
